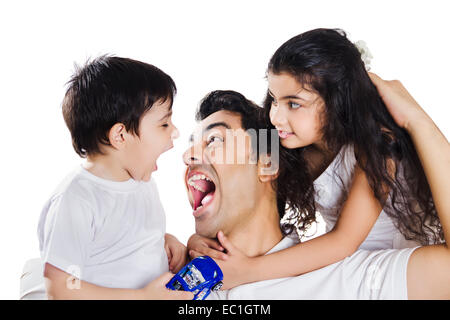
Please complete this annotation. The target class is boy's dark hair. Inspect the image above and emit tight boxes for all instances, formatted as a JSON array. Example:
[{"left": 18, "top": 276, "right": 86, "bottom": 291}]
[
  {"left": 195, "top": 90, "right": 315, "bottom": 237},
  {"left": 62, "top": 55, "right": 176, "bottom": 157}
]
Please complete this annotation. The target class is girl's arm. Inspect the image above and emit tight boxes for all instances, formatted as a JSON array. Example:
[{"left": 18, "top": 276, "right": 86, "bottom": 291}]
[{"left": 190, "top": 164, "right": 386, "bottom": 289}]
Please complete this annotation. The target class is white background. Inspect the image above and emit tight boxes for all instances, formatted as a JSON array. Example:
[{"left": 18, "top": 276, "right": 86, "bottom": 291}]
[{"left": 0, "top": 0, "right": 449, "bottom": 299}]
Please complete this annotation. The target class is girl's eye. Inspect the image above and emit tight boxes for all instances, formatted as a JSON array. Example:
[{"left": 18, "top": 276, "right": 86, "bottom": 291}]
[
  {"left": 162, "top": 123, "right": 169, "bottom": 128},
  {"left": 288, "top": 101, "right": 302, "bottom": 109},
  {"left": 271, "top": 98, "right": 278, "bottom": 107}
]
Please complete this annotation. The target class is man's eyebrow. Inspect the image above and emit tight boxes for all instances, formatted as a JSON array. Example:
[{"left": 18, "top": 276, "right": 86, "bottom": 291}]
[
  {"left": 268, "top": 89, "right": 308, "bottom": 101},
  {"left": 189, "top": 121, "right": 231, "bottom": 143},
  {"left": 159, "top": 110, "right": 172, "bottom": 121},
  {"left": 204, "top": 122, "right": 231, "bottom": 133}
]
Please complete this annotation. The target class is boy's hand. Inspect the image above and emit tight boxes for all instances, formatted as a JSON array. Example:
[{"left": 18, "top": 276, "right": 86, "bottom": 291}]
[
  {"left": 141, "top": 272, "right": 193, "bottom": 300},
  {"left": 187, "top": 233, "right": 228, "bottom": 261},
  {"left": 164, "top": 233, "right": 188, "bottom": 273},
  {"left": 189, "top": 231, "right": 254, "bottom": 290}
]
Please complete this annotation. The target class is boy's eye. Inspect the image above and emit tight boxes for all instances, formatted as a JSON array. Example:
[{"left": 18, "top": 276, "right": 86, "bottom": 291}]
[{"left": 288, "top": 101, "right": 301, "bottom": 109}]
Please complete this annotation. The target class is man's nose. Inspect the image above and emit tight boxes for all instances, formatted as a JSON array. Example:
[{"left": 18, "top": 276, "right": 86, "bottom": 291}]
[
  {"left": 270, "top": 105, "right": 288, "bottom": 127},
  {"left": 183, "top": 143, "right": 202, "bottom": 166}
]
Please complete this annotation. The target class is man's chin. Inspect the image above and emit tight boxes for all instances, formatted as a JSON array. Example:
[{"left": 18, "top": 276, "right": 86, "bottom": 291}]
[{"left": 195, "top": 224, "right": 219, "bottom": 239}]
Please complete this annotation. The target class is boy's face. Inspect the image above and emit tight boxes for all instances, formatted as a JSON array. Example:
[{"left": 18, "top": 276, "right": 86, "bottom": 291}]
[{"left": 123, "top": 99, "right": 179, "bottom": 181}]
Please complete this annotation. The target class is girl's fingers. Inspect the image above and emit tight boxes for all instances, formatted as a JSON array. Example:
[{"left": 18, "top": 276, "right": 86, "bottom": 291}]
[
  {"left": 203, "top": 238, "right": 225, "bottom": 251},
  {"left": 190, "top": 247, "right": 228, "bottom": 260},
  {"left": 189, "top": 249, "right": 203, "bottom": 259},
  {"left": 217, "top": 230, "right": 234, "bottom": 253}
]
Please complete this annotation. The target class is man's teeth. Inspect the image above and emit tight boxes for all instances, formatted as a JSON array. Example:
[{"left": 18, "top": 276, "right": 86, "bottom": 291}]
[
  {"left": 201, "top": 194, "right": 213, "bottom": 206},
  {"left": 187, "top": 174, "right": 212, "bottom": 192},
  {"left": 193, "top": 194, "right": 214, "bottom": 212}
]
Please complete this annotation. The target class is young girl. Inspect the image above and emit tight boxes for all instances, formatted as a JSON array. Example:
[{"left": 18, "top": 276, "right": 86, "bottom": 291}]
[{"left": 188, "top": 28, "right": 445, "bottom": 289}]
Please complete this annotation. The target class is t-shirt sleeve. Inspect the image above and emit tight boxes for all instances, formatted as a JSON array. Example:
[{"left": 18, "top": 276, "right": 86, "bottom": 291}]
[{"left": 39, "top": 192, "right": 94, "bottom": 279}]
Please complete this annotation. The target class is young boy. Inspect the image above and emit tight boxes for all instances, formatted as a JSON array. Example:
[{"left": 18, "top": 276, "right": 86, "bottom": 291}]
[{"left": 37, "top": 55, "right": 192, "bottom": 299}]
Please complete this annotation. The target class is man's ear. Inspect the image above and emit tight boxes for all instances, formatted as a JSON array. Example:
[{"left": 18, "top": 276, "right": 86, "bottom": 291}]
[
  {"left": 258, "top": 153, "right": 279, "bottom": 183},
  {"left": 108, "top": 123, "right": 127, "bottom": 149}
]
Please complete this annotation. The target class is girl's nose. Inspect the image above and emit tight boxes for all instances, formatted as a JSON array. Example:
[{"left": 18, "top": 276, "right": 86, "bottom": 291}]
[{"left": 270, "top": 105, "right": 287, "bottom": 127}]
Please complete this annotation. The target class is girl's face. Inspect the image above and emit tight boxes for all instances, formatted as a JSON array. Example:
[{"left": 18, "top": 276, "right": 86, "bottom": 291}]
[{"left": 267, "top": 72, "right": 326, "bottom": 150}]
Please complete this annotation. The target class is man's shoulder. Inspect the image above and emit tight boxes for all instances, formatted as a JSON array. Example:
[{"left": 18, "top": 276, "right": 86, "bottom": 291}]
[{"left": 266, "top": 236, "right": 299, "bottom": 255}]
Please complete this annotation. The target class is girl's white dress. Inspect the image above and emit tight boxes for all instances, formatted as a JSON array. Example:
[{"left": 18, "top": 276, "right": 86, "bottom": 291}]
[{"left": 313, "top": 144, "right": 421, "bottom": 250}]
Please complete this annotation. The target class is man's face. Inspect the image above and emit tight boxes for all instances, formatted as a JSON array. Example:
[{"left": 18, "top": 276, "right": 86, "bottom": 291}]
[{"left": 183, "top": 110, "right": 262, "bottom": 238}]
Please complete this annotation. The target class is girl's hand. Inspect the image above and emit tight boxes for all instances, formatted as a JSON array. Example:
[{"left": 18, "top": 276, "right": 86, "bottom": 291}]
[
  {"left": 141, "top": 272, "right": 194, "bottom": 300},
  {"left": 189, "top": 231, "right": 255, "bottom": 290},
  {"left": 164, "top": 233, "right": 188, "bottom": 273},
  {"left": 187, "top": 233, "right": 228, "bottom": 261},
  {"left": 368, "top": 72, "right": 429, "bottom": 131}
]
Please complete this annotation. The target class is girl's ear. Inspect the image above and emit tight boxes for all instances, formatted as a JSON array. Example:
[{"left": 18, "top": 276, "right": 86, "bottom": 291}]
[
  {"left": 258, "top": 153, "right": 280, "bottom": 182},
  {"left": 108, "top": 123, "right": 127, "bottom": 149}
]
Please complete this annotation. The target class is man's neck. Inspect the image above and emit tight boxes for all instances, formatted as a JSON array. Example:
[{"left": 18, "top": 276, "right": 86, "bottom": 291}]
[{"left": 225, "top": 193, "right": 283, "bottom": 257}]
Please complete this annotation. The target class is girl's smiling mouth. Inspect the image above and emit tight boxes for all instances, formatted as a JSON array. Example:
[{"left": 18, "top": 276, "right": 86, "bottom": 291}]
[{"left": 277, "top": 130, "right": 295, "bottom": 139}]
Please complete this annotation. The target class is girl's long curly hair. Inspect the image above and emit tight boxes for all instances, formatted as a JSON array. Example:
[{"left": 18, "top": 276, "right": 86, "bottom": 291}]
[{"left": 264, "top": 28, "right": 443, "bottom": 244}]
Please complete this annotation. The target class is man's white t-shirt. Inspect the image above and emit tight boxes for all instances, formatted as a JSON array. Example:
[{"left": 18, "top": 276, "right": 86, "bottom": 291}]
[
  {"left": 209, "top": 236, "right": 420, "bottom": 300},
  {"left": 37, "top": 165, "right": 168, "bottom": 289}
]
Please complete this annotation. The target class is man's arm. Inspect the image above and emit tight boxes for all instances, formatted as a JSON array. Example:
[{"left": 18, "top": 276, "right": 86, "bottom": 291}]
[
  {"left": 404, "top": 116, "right": 450, "bottom": 299},
  {"left": 369, "top": 73, "right": 450, "bottom": 299}
]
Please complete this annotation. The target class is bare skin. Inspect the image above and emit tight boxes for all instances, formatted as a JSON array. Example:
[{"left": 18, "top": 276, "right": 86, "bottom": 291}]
[
  {"left": 44, "top": 100, "right": 192, "bottom": 300},
  {"left": 189, "top": 74, "right": 450, "bottom": 298}
]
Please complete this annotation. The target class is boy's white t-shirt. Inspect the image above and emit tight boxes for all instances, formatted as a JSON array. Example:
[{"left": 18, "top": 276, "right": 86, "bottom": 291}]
[{"left": 37, "top": 165, "right": 169, "bottom": 289}]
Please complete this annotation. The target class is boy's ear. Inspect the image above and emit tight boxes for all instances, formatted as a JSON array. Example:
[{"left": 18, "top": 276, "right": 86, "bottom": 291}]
[
  {"left": 258, "top": 153, "right": 279, "bottom": 183},
  {"left": 109, "top": 123, "right": 127, "bottom": 149}
]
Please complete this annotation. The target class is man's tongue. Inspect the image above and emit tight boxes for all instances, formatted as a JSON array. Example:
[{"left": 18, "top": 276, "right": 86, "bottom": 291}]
[{"left": 192, "top": 180, "right": 214, "bottom": 210}]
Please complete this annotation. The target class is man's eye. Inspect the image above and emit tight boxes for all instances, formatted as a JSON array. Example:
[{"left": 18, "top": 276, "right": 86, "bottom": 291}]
[
  {"left": 207, "top": 136, "right": 223, "bottom": 146},
  {"left": 288, "top": 101, "right": 301, "bottom": 109}
]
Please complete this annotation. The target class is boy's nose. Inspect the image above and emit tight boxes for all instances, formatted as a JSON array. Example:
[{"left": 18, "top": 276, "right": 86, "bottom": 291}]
[{"left": 171, "top": 126, "right": 180, "bottom": 140}]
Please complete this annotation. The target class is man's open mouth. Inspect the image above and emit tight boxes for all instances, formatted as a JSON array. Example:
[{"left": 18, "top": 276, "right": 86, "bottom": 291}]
[{"left": 186, "top": 170, "right": 216, "bottom": 214}]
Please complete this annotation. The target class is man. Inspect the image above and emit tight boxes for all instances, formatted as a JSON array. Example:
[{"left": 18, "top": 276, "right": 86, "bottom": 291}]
[{"left": 183, "top": 88, "right": 450, "bottom": 299}]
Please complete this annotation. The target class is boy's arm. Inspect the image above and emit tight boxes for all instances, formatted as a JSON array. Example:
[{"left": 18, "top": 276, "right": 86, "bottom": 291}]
[
  {"left": 164, "top": 233, "right": 189, "bottom": 273},
  {"left": 44, "top": 263, "right": 193, "bottom": 300}
]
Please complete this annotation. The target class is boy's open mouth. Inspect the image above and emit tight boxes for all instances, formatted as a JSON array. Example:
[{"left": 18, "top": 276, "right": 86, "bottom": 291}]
[{"left": 186, "top": 170, "right": 216, "bottom": 214}]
